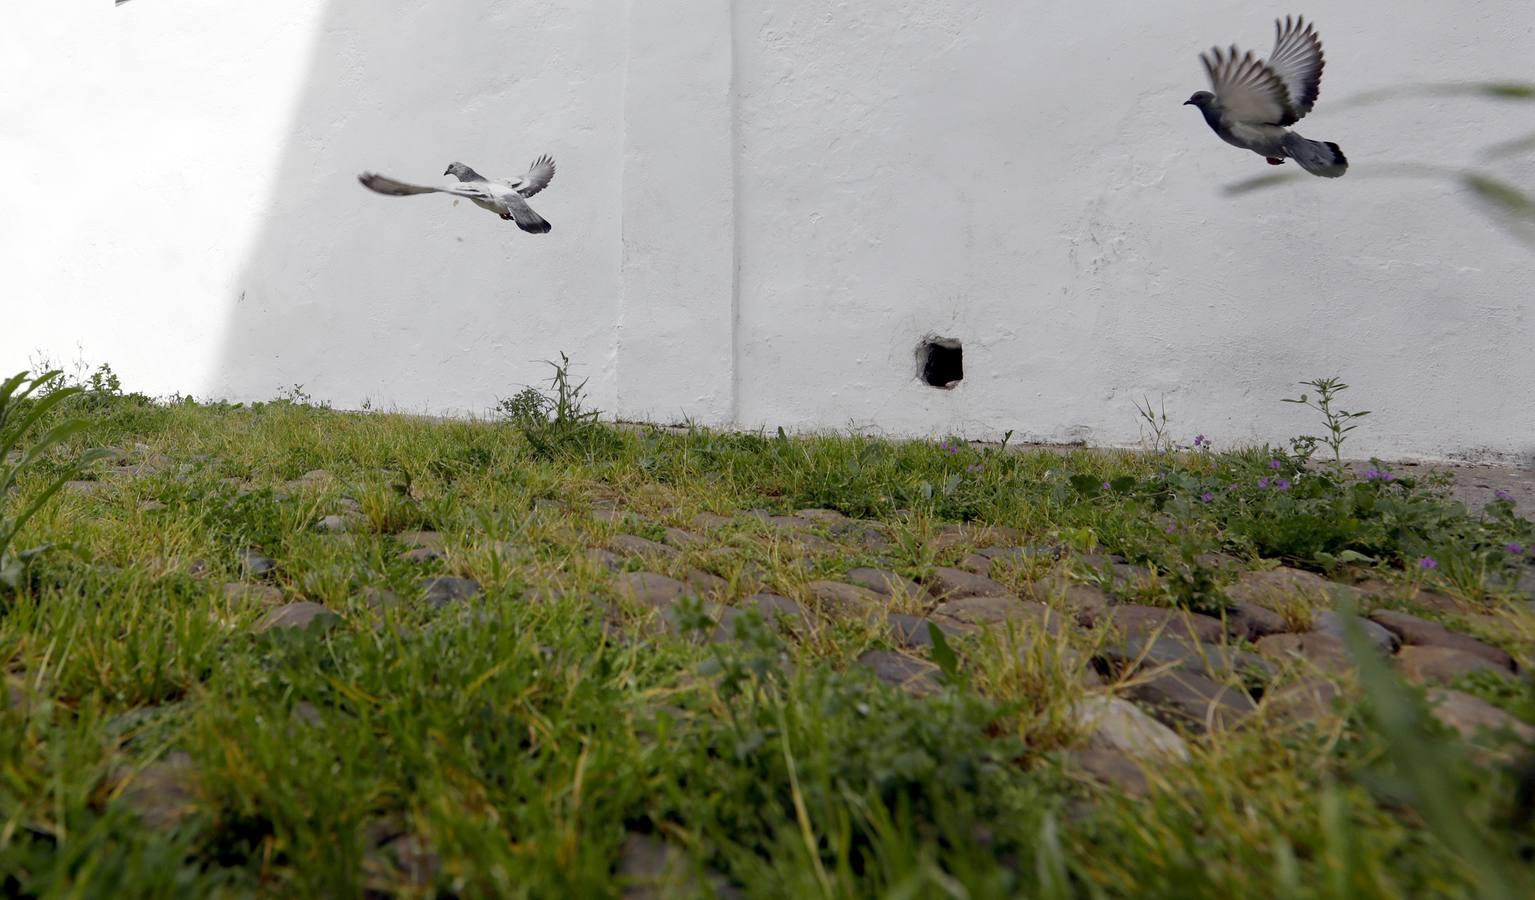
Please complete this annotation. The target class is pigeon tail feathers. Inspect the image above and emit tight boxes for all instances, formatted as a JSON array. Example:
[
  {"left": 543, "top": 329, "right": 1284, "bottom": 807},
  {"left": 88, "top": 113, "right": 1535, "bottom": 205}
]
[
  {"left": 506, "top": 206, "right": 552, "bottom": 234},
  {"left": 1283, "top": 133, "right": 1347, "bottom": 177}
]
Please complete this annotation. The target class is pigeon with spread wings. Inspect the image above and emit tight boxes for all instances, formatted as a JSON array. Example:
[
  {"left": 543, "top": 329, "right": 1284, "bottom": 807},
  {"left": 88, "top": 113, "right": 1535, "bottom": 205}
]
[
  {"left": 1184, "top": 16, "right": 1347, "bottom": 177},
  {"left": 357, "top": 155, "right": 557, "bottom": 233}
]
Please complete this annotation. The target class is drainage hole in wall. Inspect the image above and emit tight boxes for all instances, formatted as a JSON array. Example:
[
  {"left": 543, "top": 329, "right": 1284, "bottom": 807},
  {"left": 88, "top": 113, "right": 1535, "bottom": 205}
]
[{"left": 916, "top": 338, "right": 963, "bottom": 389}]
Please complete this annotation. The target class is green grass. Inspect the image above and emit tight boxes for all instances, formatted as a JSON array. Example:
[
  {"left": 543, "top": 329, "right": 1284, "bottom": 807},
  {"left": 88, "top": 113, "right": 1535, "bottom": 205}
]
[{"left": 2, "top": 389, "right": 1534, "bottom": 898}]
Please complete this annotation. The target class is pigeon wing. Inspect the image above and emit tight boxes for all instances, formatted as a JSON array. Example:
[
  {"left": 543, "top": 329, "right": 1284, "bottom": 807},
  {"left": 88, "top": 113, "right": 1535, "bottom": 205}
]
[
  {"left": 1202, "top": 45, "right": 1293, "bottom": 126},
  {"left": 498, "top": 190, "right": 552, "bottom": 234},
  {"left": 1265, "top": 15, "right": 1325, "bottom": 123},
  {"left": 358, "top": 172, "right": 490, "bottom": 200},
  {"left": 505, "top": 154, "right": 556, "bottom": 198}
]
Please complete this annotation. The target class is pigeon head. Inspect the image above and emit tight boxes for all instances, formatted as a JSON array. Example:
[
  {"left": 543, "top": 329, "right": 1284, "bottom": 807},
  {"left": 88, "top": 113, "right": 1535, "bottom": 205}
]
[
  {"left": 443, "top": 162, "right": 478, "bottom": 180},
  {"left": 1183, "top": 91, "right": 1216, "bottom": 109}
]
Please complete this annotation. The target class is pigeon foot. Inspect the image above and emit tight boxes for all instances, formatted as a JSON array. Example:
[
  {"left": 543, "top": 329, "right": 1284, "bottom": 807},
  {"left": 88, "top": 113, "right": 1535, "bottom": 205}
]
[{"left": 1266, "top": 157, "right": 1285, "bottom": 165}]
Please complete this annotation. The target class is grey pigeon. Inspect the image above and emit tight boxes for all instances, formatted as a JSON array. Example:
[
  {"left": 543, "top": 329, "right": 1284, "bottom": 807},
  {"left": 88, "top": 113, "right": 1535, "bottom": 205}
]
[
  {"left": 1185, "top": 16, "right": 1347, "bottom": 177},
  {"left": 358, "top": 156, "right": 556, "bottom": 233}
]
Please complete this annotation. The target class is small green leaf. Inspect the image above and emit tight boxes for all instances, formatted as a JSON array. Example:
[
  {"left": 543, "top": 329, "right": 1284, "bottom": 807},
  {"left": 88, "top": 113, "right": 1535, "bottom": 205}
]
[
  {"left": 927, "top": 623, "right": 960, "bottom": 682},
  {"left": 1068, "top": 474, "right": 1101, "bottom": 495}
]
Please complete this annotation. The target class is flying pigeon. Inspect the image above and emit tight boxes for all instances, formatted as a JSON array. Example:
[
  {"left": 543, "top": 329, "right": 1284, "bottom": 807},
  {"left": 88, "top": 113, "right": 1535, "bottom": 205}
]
[
  {"left": 1184, "top": 16, "right": 1347, "bottom": 177},
  {"left": 357, "top": 156, "right": 557, "bottom": 233}
]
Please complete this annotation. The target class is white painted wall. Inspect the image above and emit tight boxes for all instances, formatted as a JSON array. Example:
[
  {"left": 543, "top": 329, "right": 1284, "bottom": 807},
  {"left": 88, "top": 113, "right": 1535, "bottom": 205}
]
[{"left": 3, "top": 1, "right": 1532, "bottom": 461}]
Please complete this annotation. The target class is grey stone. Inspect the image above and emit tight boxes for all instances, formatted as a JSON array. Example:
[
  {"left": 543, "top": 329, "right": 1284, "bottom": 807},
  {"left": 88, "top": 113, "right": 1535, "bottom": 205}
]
[
  {"left": 363, "top": 833, "right": 439, "bottom": 891},
  {"left": 359, "top": 587, "right": 400, "bottom": 610},
  {"left": 979, "top": 545, "right": 1054, "bottom": 562},
  {"left": 610, "top": 535, "right": 681, "bottom": 562},
  {"left": 830, "top": 521, "right": 893, "bottom": 550},
  {"left": 663, "top": 527, "right": 706, "bottom": 549},
  {"left": 614, "top": 572, "right": 690, "bottom": 609},
  {"left": 928, "top": 526, "right": 974, "bottom": 552},
  {"left": 923, "top": 567, "right": 1010, "bottom": 599},
  {"left": 1404, "top": 589, "right": 1467, "bottom": 615},
  {"left": 397, "top": 530, "right": 445, "bottom": 552},
  {"left": 1264, "top": 679, "right": 1343, "bottom": 724},
  {"left": 4, "top": 677, "right": 28, "bottom": 714},
  {"left": 401, "top": 547, "right": 443, "bottom": 563},
  {"left": 932, "top": 596, "right": 1058, "bottom": 632},
  {"left": 1064, "top": 749, "right": 1151, "bottom": 797},
  {"left": 806, "top": 580, "right": 885, "bottom": 617},
  {"left": 1426, "top": 689, "right": 1535, "bottom": 745},
  {"left": 1081, "top": 605, "right": 1226, "bottom": 644},
  {"left": 1225, "top": 567, "right": 1363, "bottom": 611},
  {"left": 65, "top": 480, "right": 103, "bottom": 495},
  {"left": 1100, "top": 634, "right": 1274, "bottom": 681},
  {"left": 796, "top": 508, "right": 848, "bottom": 523},
  {"left": 690, "top": 513, "right": 736, "bottom": 531},
  {"left": 745, "top": 593, "right": 804, "bottom": 624},
  {"left": 856, "top": 650, "right": 942, "bottom": 696},
  {"left": 316, "top": 514, "right": 353, "bottom": 534},
  {"left": 1254, "top": 632, "right": 1355, "bottom": 676},
  {"left": 257, "top": 602, "right": 340, "bottom": 632},
  {"left": 1394, "top": 645, "right": 1512, "bottom": 684},
  {"left": 1071, "top": 695, "right": 1189, "bottom": 761},
  {"left": 1311, "top": 610, "right": 1397, "bottom": 652},
  {"left": 782, "top": 532, "right": 842, "bottom": 555},
  {"left": 1078, "top": 555, "right": 1156, "bottom": 592},
  {"left": 1124, "top": 670, "right": 1255, "bottom": 733},
  {"left": 587, "top": 548, "right": 624, "bottom": 570},
  {"left": 1028, "top": 575, "right": 1113, "bottom": 618},
  {"left": 845, "top": 567, "right": 924, "bottom": 598},
  {"left": 238, "top": 548, "right": 277, "bottom": 578},
  {"left": 886, "top": 613, "right": 965, "bottom": 650},
  {"left": 684, "top": 569, "right": 729, "bottom": 598},
  {"left": 1226, "top": 602, "right": 1289, "bottom": 641},
  {"left": 291, "top": 702, "right": 323, "bottom": 728},
  {"left": 116, "top": 751, "right": 198, "bottom": 829},
  {"left": 957, "top": 554, "right": 994, "bottom": 576},
  {"left": 419, "top": 576, "right": 481, "bottom": 608},
  {"left": 223, "top": 582, "right": 284, "bottom": 607},
  {"left": 1369, "top": 609, "right": 1514, "bottom": 670},
  {"left": 616, "top": 832, "right": 740, "bottom": 900}
]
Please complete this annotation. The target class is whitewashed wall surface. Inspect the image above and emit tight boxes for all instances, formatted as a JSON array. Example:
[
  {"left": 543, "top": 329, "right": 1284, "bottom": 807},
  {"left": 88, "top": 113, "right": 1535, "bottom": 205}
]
[{"left": 3, "top": 1, "right": 1532, "bottom": 462}]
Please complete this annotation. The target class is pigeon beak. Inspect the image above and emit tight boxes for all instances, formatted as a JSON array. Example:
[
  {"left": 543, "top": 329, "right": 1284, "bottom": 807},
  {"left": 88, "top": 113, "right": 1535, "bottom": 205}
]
[
  {"left": 443, "top": 167, "right": 451, "bottom": 176},
  {"left": 1183, "top": 99, "right": 1195, "bottom": 106}
]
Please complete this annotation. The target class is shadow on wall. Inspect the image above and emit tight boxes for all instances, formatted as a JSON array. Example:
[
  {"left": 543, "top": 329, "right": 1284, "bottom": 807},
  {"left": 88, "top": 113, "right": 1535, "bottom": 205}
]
[{"left": 214, "top": 1, "right": 627, "bottom": 414}]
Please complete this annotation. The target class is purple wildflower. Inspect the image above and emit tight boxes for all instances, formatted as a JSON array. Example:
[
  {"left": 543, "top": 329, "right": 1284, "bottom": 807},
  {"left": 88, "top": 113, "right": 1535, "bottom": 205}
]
[
  {"left": 1200, "top": 492, "right": 1214, "bottom": 503},
  {"left": 966, "top": 463, "right": 982, "bottom": 473},
  {"left": 1507, "top": 543, "right": 1526, "bottom": 555},
  {"left": 1275, "top": 478, "right": 1291, "bottom": 491},
  {"left": 1227, "top": 483, "right": 1240, "bottom": 491},
  {"left": 1364, "top": 468, "right": 1397, "bottom": 483},
  {"left": 1494, "top": 489, "right": 1514, "bottom": 503},
  {"left": 1268, "top": 459, "right": 1282, "bottom": 470},
  {"left": 1165, "top": 522, "right": 1178, "bottom": 534},
  {"left": 1418, "top": 556, "right": 1438, "bottom": 570},
  {"left": 1258, "top": 477, "right": 1270, "bottom": 489},
  {"left": 1102, "top": 481, "right": 1111, "bottom": 491},
  {"left": 1193, "top": 434, "right": 1207, "bottom": 448}
]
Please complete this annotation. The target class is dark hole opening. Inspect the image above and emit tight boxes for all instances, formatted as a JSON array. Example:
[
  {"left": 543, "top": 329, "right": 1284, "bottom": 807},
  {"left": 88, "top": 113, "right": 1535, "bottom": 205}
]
[{"left": 916, "top": 338, "right": 963, "bottom": 389}]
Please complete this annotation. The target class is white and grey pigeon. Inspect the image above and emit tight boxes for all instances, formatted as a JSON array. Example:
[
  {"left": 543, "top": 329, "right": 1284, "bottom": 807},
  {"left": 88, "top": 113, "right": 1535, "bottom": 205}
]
[
  {"left": 357, "top": 156, "right": 557, "bottom": 233},
  {"left": 1184, "top": 16, "right": 1347, "bottom": 178}
]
